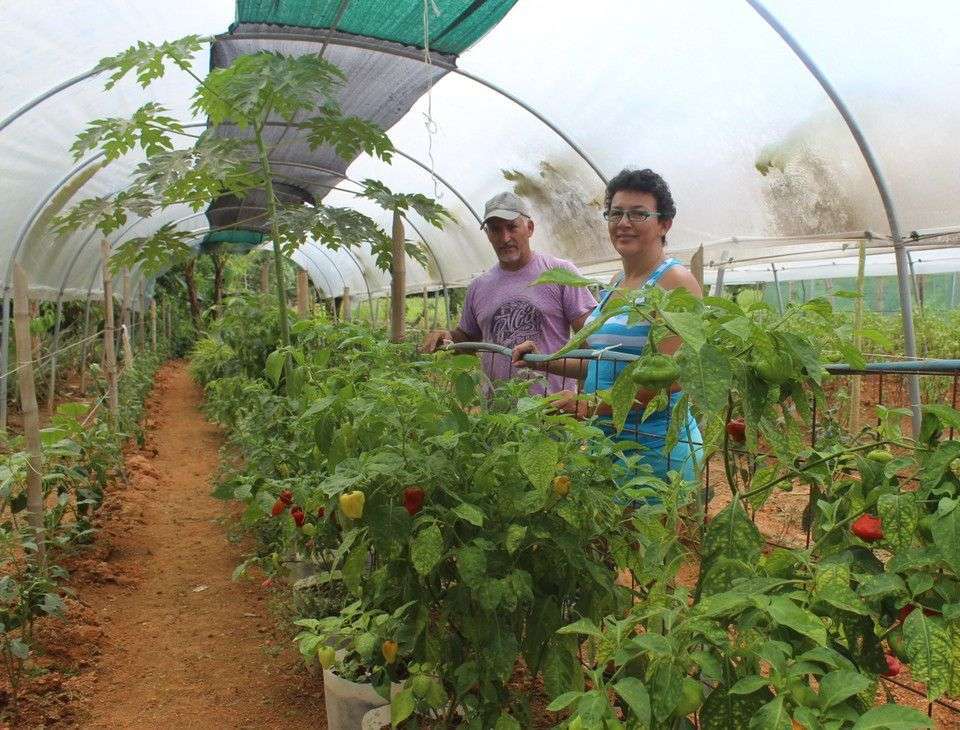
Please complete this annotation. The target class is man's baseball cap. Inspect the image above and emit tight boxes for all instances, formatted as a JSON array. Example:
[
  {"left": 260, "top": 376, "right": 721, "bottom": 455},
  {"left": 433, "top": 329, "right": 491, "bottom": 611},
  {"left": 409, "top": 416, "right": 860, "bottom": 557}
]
[{"left": 482, "top": 191, "right": 531, "bottom": 224}]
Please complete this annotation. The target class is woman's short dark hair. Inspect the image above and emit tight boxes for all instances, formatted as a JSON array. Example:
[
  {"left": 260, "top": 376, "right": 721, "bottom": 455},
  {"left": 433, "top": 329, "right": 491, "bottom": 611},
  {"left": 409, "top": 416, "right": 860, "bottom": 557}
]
[{"left": 604, "top": 169, "right": 676, "bottom": 244}]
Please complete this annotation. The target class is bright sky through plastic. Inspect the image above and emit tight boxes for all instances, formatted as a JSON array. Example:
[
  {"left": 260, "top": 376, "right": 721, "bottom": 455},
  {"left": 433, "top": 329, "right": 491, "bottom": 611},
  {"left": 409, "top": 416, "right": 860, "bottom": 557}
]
[{"left": 1, "top": 0, "right": 959, "bottom": 297}]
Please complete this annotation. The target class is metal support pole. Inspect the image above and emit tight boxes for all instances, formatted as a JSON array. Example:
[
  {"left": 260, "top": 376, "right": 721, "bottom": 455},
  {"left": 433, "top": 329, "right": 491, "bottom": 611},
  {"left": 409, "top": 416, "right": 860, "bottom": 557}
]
[
  {"left": 747, "top": 0, "right": 922, "bottom": 435},
  {"left": 12, "top": 264, "right": 45, "bottom": 562},
  {"left": 390, "top": 212, "right": 406, "bottom": 343},
  {"left": 951, "top": 271, "right": 958, "bottom": 309},
  {"left": 444, "top": 287, "right": 452, "bottom": 330},
  {"left": 770, "top": 263, "right": 784, "bottom": 314},
  {"left": 907, "top": 251, "right": 920, "bottom": 306}
]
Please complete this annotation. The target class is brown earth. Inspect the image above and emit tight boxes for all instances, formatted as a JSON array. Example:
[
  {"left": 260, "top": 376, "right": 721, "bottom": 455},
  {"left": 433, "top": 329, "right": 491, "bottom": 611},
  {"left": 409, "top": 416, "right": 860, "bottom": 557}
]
[{"left": 5, "top": 360, "right": 324, "bottom": 728}]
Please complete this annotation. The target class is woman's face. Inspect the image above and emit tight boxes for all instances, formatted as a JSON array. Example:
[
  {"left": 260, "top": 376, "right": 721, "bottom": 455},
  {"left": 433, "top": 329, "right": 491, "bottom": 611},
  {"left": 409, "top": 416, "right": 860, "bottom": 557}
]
[{"left": 607, "top": 190, "right": 673, "bottom": 258}]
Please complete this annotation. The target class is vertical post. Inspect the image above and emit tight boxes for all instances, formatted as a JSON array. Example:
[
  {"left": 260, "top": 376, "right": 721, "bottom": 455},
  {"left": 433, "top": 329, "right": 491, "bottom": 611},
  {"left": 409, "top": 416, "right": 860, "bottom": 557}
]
[
  {"left": 746, "top": 0, "right": 922, "bottom": 436},
  {"left": 713, "top": 250, "right": 730, "bottom": 297},
  {"left": 390, "top": 211, "right": 406, "bottom": 343},
  {"left": 690, "top": 244, "right": 704, "bottom": 291},
  {"left": 78, "top": 294, "right": 93, "bottom": 394},
  {"left": 443, "top": 287, "right": 452, "bottom": 330},
  {"left": 122, "top": 325, "right": 134, "bottom": 371},
  {"left": 0, "top": 289, "right": 10, "bottom": 431},
  {"left": 422, "top": 286, "right": 429, "bottom": 330},
  {"left": 150, "top": 298, "right": 157, "bottom": 351},
  {"left": 432, "top": 285, "right": 441, "bottom": 329},
  {"left": 101, "top": 241, "right": 119, "bottom": 427},
  {"left": 950, "top": 271, "right": 958, "bottom": 309},
  {"left": 138, "top": 281, "right": 146, "bottom": 351},
  {"left": 848, "top": 240, "right": 866, "bottom": 431},
  {"left": 12, "top": 265, "right": 45, "bottom": 562},
  {"left": 46, "top": 296, "right": 65, "bottom": 415},
  {"left": 296, "top": 270, "right": 309, "bottom": 316},
  {"left": 260, "top": 261, "right": 270, "bottom": 294},
  {"left": 341, "top": 287, "right": 351, "bottom": 321},
  {"left": 119, "top": 270, "right": 130, "bottom": 356},
  {"left": 770, "top": 263, "right": 784, "bottom": 314}
]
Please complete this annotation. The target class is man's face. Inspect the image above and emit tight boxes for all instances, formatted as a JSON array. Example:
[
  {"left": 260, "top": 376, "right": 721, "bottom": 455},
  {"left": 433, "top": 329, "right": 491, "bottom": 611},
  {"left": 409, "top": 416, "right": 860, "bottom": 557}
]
[{"left": 483, "top": 215, "right": 534, "bottom": 270}]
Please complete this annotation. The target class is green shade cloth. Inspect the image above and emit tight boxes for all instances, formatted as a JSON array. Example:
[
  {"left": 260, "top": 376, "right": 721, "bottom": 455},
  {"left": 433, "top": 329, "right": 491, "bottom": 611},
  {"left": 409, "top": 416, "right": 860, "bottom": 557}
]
[
  {"left": 235, "top": 0, "right": 518, "bottom": 55},
  {"left": 200, "top": 229, "right": 265, "bottom": 254}
]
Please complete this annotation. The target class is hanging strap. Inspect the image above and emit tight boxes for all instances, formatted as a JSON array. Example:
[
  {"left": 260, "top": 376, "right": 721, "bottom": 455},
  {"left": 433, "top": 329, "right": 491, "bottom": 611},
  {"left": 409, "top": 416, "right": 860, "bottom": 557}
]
[{"left": 597, "top": 258, "right": 680, "bottom": 309}]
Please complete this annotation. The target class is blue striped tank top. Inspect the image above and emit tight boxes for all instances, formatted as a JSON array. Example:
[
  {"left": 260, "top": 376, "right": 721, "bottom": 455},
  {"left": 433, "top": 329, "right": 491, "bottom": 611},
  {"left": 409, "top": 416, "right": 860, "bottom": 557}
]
[{"left": 582, "top": 258, "right": 683, "bottom": 433}]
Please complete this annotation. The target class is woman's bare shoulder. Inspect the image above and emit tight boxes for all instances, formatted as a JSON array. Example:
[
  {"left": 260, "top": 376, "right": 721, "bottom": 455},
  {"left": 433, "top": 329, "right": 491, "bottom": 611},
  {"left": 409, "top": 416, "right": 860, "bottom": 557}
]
[{"left": 659, "top": 264, "right": 703, "bottom": 297}]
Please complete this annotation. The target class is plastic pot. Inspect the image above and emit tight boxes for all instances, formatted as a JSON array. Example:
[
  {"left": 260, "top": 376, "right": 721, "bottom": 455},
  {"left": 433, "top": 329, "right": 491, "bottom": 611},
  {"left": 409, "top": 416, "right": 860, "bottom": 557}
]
[{"left": 323, "top": 668, "right": 390, "bottom": 729}]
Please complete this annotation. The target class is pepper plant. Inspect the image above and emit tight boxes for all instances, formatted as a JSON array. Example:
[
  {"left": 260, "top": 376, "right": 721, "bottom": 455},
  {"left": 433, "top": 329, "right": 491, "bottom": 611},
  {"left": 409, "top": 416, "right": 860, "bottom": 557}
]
[{"left": 530, "top": 268, "right": 958, "bottom": 727}]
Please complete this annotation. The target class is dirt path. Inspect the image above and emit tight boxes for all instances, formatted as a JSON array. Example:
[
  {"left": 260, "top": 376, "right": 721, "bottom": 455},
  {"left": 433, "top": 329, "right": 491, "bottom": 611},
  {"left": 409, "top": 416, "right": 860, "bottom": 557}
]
[{"left": 71, "top": 360, "right": 324, "bottom": 728}]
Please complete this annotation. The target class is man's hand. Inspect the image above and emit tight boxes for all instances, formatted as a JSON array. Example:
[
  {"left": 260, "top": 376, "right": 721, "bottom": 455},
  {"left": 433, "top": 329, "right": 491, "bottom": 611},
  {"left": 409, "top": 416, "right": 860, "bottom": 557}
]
[
  {"left": 420, "top": 329, "right": 453, "bottom": 353},
  {"left": 511, "top": 340, "right": 540, "bottom": 368}
]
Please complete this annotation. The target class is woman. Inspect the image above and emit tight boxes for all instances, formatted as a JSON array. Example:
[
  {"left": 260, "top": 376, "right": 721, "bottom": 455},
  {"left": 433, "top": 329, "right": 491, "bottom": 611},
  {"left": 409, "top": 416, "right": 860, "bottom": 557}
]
[{"left": 512, "top": 168, "right": 703, "bottom": 482}]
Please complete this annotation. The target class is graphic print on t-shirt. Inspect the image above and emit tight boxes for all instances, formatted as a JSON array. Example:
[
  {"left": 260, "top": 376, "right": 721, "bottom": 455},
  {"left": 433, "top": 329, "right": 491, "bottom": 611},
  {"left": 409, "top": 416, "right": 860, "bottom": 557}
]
[{"left": 489, "top": 297, "right": 544, "bottom": 348}]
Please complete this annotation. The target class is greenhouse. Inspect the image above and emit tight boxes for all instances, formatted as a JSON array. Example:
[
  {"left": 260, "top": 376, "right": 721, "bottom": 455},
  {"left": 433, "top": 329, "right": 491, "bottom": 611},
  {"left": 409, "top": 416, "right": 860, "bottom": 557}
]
[{"left": 2, "top": 0, "right": 960, "bottom": 727}]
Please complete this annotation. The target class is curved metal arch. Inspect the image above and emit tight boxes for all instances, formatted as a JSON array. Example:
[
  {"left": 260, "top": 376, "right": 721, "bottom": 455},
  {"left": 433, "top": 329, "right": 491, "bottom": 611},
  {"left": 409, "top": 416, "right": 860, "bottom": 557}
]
[
  {"left": 0, "top": 152, "right": 109, "bottom": 427},
  {"left": 294, "top": 247, "right": 337, "bottom": 299},
  {"left": 220, "top": 29, "right": 607, "bottom": 185},
  {"left": 746, "top": 0, "right": 922, "bottom": 434},
  {"left": 0, "top": 31, "right": 607, "bottom": 186}
]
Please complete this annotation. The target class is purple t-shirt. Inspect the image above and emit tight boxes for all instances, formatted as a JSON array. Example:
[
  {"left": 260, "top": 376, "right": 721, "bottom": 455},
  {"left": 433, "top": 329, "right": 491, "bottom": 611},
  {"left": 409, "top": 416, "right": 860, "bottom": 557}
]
[{"left": 458, "top": 252, "right": 597, "bottom": 394}]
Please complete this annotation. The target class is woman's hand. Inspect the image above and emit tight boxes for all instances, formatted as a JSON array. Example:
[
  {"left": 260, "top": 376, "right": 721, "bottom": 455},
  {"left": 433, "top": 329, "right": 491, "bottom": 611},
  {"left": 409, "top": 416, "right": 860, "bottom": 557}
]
[{"left": 511, "top": 340, "right": 540, "bottom": 369}]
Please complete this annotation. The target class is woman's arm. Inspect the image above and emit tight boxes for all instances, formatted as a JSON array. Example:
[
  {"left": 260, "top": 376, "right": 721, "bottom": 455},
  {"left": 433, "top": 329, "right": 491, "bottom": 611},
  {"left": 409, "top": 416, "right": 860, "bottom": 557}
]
[{"left": 565, "top": 265, "right": 702, "bottom": 419}]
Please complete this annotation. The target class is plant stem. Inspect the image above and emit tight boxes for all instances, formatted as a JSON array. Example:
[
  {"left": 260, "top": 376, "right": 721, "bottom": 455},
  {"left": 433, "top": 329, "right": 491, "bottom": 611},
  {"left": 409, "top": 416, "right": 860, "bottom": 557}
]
[
  {"left": 739, "top": 441, "right": 895, "bottom": 501},
  {"left": 252, "top": 113, "right": 292, "bottom": 358}
]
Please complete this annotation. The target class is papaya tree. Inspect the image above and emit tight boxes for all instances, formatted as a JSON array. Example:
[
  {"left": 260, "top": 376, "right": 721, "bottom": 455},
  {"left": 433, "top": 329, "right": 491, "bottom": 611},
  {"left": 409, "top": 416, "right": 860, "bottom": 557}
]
[{"left": 53, "top": 35, "right": 451, "bottom": 353}]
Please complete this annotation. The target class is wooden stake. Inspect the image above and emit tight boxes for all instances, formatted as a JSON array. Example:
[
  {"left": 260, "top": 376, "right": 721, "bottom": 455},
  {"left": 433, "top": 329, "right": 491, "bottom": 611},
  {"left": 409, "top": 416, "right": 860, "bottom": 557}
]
[
  {"left": 690, "top": 244, "right": 704, "bottom": 291},
  {"left": 101, "top": 241, "right": 119, "bottom": 427},
  {"left": 138, "top": 281, "right": 146, "bottom": 350},
  {"left": 390, "top": 211, "right": 406, "bottom": 343},
  {"left": 120, "top": 270, "right": 131, "bottom": 344},
  {"left": 150, "top": 298, "right": 157, "bottom": 351},
  {"left": 260, "top": 261, "right": 270, "bottom": 294},
  {"left": 13, "top": 265, "right": 46, "bottom": 562},
  {"left": 122, "top": 324, "right": 134, "bottom": 371},
  {"left": 296, "top": 270, "right": 309, "bottom": 316},
  {"left": 341, "top": 287, "right": 351, "bottom": 321}
]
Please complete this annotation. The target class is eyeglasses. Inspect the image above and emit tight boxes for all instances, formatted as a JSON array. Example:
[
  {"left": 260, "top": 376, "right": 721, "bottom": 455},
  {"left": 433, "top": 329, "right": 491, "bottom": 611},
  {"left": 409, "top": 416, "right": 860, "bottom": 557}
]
[{"left": 602, "top": 208, "right": 662, "bottom": 224}]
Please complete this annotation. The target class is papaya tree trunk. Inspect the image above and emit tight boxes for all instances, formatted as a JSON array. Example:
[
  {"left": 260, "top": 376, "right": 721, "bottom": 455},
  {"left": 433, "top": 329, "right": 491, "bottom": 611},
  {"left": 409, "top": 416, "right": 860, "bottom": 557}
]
[{"left": 183, "top": 259, "right": 201, "bottom": 327}]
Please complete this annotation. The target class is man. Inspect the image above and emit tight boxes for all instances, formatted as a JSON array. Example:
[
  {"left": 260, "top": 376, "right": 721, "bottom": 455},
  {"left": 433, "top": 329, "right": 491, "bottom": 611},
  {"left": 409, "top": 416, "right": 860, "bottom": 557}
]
[{"left": 421, "top": 191, "right": 597, "bottom": 394}]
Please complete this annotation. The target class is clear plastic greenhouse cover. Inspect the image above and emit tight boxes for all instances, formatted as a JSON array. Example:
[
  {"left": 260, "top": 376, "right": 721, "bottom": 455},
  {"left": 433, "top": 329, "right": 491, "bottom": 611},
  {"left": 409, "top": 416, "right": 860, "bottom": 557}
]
[{"left": 2, "top": 0, "right": 959, "bottom": 302}]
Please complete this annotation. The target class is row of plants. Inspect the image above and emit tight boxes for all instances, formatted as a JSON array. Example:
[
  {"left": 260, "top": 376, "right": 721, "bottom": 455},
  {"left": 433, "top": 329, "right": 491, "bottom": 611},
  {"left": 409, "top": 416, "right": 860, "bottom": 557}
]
[
  {"left": 0, "top": 324, "right": 171, "bottom": 714},
  {"left": 196, "top": 281, "right": 960, "bottom": 729}
]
